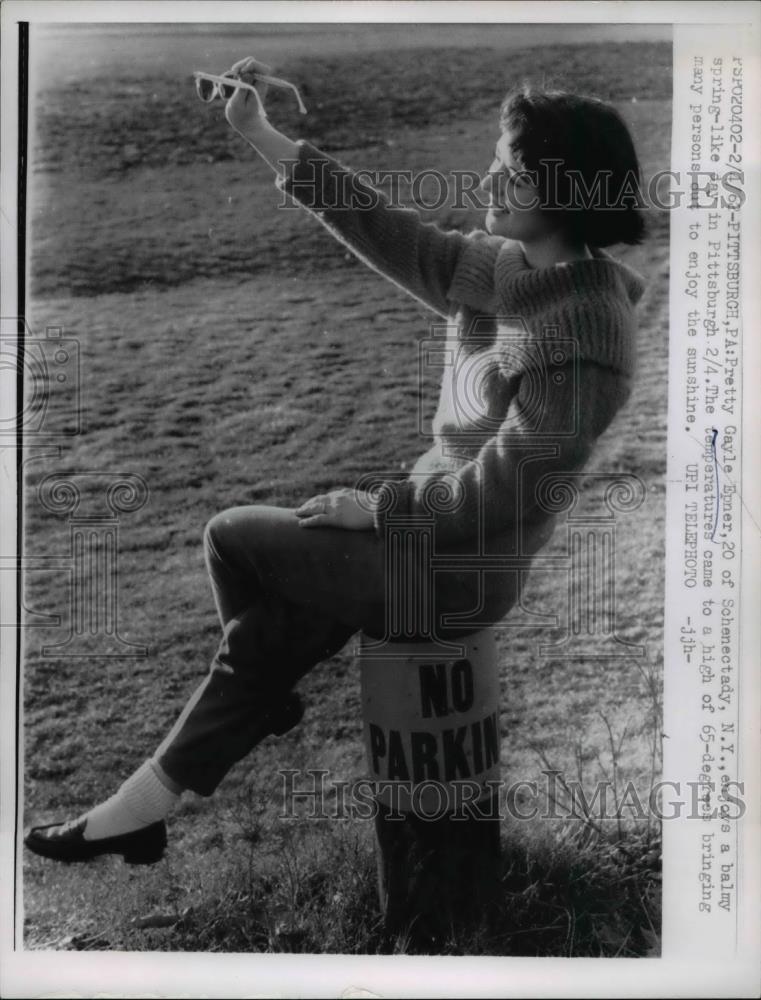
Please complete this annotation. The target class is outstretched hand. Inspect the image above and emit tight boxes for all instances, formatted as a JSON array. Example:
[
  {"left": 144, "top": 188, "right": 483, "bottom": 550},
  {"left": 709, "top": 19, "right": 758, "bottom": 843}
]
[{"left": 296, "top": 489, "right": 376, "bottom": 531}]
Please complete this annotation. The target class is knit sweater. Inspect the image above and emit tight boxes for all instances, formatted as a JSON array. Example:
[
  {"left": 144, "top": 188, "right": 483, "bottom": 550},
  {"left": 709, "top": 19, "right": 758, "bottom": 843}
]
[{"left": 277, "top": 142, "right": 645, "bottom": 557}]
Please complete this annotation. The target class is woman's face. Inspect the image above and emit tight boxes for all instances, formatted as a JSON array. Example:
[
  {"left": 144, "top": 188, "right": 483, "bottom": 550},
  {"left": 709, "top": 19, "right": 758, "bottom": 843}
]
[{"left": 479, "top": 130, "right": 559, "bottom": 244}]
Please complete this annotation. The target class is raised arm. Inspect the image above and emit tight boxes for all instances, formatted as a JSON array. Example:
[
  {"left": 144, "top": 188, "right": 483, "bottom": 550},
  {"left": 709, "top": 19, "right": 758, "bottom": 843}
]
[{"left": 223, "top": 58, "right": 486, "bottom": 318}]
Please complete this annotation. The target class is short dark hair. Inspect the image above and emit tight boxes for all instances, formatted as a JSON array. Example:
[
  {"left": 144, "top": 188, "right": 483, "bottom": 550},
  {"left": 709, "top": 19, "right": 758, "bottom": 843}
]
[{"left": 500, "top": 85, "right": 646, "bottom": 247}]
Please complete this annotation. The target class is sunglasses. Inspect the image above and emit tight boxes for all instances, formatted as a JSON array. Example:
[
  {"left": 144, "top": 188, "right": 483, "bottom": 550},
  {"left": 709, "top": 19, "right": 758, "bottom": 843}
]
[{"left": 193, "top": 70, "right": 308, "bottom": 115}]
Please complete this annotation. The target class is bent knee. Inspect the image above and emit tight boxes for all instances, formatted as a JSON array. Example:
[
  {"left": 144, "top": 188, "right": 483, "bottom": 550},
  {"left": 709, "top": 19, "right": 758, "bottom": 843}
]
[
  {"left": 204, "top": 507, "right": 251, "bottom": 559},
  {"left": 203, "top": 505, "right": 282, "bottom": 559},
  {"left": 204, "top": 510, "right": 232, "bottom": 558}
]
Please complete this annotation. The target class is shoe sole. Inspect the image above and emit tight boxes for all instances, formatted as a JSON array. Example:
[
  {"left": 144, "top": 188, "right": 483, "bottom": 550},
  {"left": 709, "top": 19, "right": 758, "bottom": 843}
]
[
  {"left": 26, "top": 843, "right": 165, "bottom": 865},
  {"left": 123, "top": 851, "right": 165, "bottom": 866}
]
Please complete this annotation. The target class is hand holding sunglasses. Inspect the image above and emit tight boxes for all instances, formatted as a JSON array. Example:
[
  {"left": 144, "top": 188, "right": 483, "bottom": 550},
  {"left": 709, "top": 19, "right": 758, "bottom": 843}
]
[
  {"left": 193, "top": 69, "right": 307, "bottom": 115},
  {"left": 198, "top": 57, "right": 305, "bottom": 179}
]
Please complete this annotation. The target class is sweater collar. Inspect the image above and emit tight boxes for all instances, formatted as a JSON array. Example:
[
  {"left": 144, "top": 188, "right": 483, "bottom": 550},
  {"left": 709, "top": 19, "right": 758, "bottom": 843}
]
[{"left": 494, "top": 240, "right": 646, "bottom": 312}]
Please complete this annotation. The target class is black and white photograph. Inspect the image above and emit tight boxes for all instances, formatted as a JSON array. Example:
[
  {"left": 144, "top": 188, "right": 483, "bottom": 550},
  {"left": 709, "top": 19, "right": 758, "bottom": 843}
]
[{"left": 1, "top": 3, "right": 758, "bottom": 997}]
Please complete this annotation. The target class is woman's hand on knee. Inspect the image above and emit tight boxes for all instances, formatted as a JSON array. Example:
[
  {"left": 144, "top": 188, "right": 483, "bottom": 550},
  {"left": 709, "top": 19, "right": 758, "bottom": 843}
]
[{"left": 296, "top": 488, "right": 376, "bottom": 531}]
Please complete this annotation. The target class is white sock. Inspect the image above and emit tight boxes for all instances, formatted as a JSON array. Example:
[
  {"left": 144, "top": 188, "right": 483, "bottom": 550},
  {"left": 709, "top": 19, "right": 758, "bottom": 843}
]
[{"left": 83, "top": 760, "right": 181, "bottom": 840}]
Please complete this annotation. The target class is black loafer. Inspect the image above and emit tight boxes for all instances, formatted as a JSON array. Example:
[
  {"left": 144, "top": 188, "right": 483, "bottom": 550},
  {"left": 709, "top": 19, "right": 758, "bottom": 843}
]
[{"left": 24, "top": 817, "right": 167, "bottom": 865}]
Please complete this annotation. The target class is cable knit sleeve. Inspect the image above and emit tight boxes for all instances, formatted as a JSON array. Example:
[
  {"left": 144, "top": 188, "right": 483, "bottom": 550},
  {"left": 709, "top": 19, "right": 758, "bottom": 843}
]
[
  {"left": 373, "top": 359, "right": 631, "bottom": 546},
  {"left": 276, "top": 141, "right": 500, "bottom": 318},
  {"left": 447, "top": 231, "right": 507, "bottom": 312}
]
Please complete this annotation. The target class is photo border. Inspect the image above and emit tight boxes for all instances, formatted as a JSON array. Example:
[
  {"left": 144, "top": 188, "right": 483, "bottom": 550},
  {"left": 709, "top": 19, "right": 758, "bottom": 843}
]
[{"left": 1, "top": 2, "right": 758, "bottom": 997}]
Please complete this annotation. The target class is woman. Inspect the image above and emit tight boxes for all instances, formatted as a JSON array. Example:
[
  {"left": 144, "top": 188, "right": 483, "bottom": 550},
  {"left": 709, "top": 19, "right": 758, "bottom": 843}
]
[{"left": 25, "top": 57, "right": 646, "bottom": 863}]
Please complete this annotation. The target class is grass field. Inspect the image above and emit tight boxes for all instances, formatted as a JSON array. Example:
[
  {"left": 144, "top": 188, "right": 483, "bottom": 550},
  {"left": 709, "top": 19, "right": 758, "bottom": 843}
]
[{"left": 22, "top": 28, "right": 671, "bottom": 955}]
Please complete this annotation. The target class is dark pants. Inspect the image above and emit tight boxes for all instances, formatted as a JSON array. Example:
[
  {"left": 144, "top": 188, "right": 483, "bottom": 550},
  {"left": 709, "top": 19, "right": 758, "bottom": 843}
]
[{"left": 155, "top": 505, "right": 521, "bottom": 795}]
